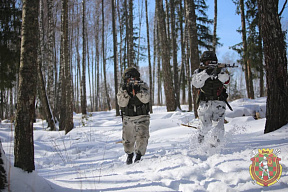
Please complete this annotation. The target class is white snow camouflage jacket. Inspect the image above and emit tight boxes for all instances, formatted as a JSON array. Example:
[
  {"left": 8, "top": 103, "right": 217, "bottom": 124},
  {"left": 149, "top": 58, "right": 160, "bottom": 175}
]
[{"left": 191, "top": 67, "right": 230, "bottom": 89}]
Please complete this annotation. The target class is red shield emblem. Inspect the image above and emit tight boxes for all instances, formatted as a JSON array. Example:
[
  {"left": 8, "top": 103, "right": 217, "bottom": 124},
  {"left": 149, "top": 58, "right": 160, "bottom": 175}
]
[{"left": 249, "top": 149, "right": 282, "bottom": 186}]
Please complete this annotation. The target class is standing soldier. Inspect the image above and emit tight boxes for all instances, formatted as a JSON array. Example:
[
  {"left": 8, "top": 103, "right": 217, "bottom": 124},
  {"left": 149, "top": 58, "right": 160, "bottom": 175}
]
[
  {"left": 117, "top": 67, "right": 150, "bottom": 164},
  {"left": 192, "top": 51, "right": 230, "bottom": 147}
]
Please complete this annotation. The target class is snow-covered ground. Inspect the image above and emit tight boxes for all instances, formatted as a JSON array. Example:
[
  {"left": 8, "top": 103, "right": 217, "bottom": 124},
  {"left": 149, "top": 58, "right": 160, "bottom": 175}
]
[{"left": 1, "top": 97, "right": 288, "bottom": 191}]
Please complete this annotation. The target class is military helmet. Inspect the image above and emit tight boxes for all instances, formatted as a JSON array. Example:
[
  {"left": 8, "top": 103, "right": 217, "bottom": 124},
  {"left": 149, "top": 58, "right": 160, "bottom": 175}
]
[
  {"left": 122, "top": 67, "right": 140, "bottom": 80},
  {"left": 200, "top": 51, "right": 218, "bottom": 62}
]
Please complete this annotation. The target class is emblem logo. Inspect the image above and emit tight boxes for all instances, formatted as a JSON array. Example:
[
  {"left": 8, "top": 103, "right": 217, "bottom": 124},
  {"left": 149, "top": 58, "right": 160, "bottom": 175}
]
[{"left": 249, "top": 148, "right": 282, "bottom": 186}]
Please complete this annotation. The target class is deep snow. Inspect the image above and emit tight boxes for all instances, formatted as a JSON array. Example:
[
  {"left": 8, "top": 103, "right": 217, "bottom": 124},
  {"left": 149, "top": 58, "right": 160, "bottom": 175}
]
[{"left": 1, "top": 97, "right": 288, "bottom": 192}]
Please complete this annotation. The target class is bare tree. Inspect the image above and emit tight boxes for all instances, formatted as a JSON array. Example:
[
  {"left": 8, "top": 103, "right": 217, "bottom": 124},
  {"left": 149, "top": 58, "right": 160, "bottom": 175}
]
[
  {"left": 212, "top": 0, "right": 217, "bottom": 52},
  {"left": 38, "top": 0, "right": 56, "bottom": 131},
  {"left": 156, "top": 0, "right": 176, "bottom": 111},
  {"left": 95, "top": 13, "right": 100, "bottom": 111},
  {"left": 170, "top": 0, "right": 180, "bottom": 109},
  {"left": 102, "top": 0, "right": 111, "bottom": 110},
  {"left": 240, "top": 0, "right": 254, "bottom": 99},
  {"left": 179, "top": 0, "right": 187, "bottom": 105},
  {"left": 257, "top": 0, "right": 288, "bottom": 133},
  {"left": 59, "top": 0, "right": 73, "bottom": 134},
  {"left": 81, "top": 0, "right": 87, "bottom": 115},
  {"left": 14, "top": 0, "right": 39, "bottom": 172},
  {"left": 185, "top": 0, "right": 200, "bottom": 116},
  {"left": 145, "top": 0, "right": 153, "bottom": 113},
  {"left": 127, "top": 0, "right": 134, "bottom": 67},
  {"left": 47, "top": 0, "right": 55, "bottom": 115},
  {"left": 112, "top": 0, "right": 120, "bottom": 116}
]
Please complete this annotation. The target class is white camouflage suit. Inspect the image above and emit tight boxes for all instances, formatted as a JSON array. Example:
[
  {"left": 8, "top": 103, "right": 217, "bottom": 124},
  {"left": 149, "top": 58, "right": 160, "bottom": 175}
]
[
  {"left": 117, "top": 82, "right": 150, "bottom": 155},
  {"left": 192, "top": 67, "right": 230, "bottom": 146}
]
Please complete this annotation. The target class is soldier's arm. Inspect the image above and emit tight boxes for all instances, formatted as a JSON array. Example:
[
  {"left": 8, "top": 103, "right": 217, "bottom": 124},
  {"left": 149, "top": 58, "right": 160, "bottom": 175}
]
[
  {"left": 191, "top": 69, "right": 211, "bottom": 88},
  {"left": 117, "top": 86, "right": 130, "bottom": 107},
  {"left": 135, "top": 82, "right": 150, "bottom": 104},
  {"left": 217, "top": 68, "right": 230, "bottom": 84}
]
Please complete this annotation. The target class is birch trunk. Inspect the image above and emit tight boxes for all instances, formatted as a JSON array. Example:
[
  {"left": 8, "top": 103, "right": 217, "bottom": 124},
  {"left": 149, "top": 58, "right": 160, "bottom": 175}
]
[{"left": 14, "top": 0, "right": 39, "bottom": 172}]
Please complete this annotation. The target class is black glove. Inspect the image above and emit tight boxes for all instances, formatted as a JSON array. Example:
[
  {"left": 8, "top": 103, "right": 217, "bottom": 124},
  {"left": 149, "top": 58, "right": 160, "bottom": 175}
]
[
  {"left": 133, "top": 84, "right": 140, "bottom": 94},
  {"left": 121, "top": 83, "right": 127, "bottom": 91},
  {"left": 128, "top": 84, "right": 133, "bottom": 93},
  {"left": 206, "top": 68, "right": 214, "bottom": 75}
]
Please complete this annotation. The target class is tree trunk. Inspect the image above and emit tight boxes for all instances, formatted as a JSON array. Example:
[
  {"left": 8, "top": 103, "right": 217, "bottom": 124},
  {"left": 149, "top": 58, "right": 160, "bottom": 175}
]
[
  {"left": 81, "top": 0, "right": 87, "bottom": 115},
  {"left": 38, "top": 0, "right": 56, "bottom": 131},
  {"left": 95, "top": 16, "right": 100, "bottom": 111},
  {"left": 258, "top": 21, "right": 265, "bottom": 97},
  {"left": 170, "top": 0, "right": 180, "bottom": 110},
  {"left": 112, "top": 0, "right": 120, "bottom": 115},
  {"left": 185, "top": 27, "right": 192, "bottom": 111},
  {"left": 76, "top": 10, "right": 81, "bottom": 113},
  {"left": 0, "top": 142, "right": 7, "bottom": 189},
  {"left": 102, "top": 0, "right": 111, "bottom": 110},
  {"left": 145, "top": 0, "right": 153, "bottom": 113},
  {"left": 87, "top": 37, "right": 92, "bottom": 112},
  {"left": 37, "top": 40, "right": 56, "bottom": 131},
  {"left": 127, "top": 0, "right": 134, "bottom": 67},
  {"left": 59, "top": 0, "right": 73, "bottom": 134},
  {"left": 257, "top": 0, "right": 288, "bottom": 133},
  {"left": 179, "top": 0, "right": 186, "bottom": 105},
  {"left": 156, "top": 0, "right": 176, "bottom": 111},
  {"left": 47, "top": 0, "right": 55, "bottom": 115},
  {"left": 14, "top": 0, "right": 39, "bottom": 172},
  {"left": 240, "top": 0, "right": 254, "bottom": 99},
  {"left": 185, "top": 0, "right": 200, "bottom": 117},
  {"left": 212, "top": 0, "right": 217, "bottom": 52}
]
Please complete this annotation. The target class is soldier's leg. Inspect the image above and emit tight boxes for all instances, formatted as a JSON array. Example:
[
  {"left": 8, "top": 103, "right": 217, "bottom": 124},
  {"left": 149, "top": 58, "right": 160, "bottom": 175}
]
[
  {"left": 210, "top": 101, "right": 226, "bottom": 145},
  {"left": 122, "top": 116, "right": 136, "bottom": 154},
  {"left": 197, "top": 101, "right": 213, "bottom": 142},
  {"left": 135, "top": 116, "right": 150, "bottom": 156}
]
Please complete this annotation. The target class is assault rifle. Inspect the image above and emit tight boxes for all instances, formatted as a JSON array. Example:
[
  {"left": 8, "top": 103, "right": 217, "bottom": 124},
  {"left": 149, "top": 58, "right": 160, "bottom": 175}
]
[
  {"left": 199, "top": 62, "right": 238, "bottom": 77},
  {"left": 122, "top": 78, "right": 145, "bottom": 96},
  {"left": 199, "top": 61, "right": 238, "bottom": 69},
  {"left": 128, "top": 79, "right": 145, "bottom": 85}
]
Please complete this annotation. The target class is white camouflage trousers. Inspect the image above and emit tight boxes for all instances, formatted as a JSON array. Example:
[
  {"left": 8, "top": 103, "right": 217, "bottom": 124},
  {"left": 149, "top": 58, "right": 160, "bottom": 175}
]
[
  {"left": 122, "top": 115, "right": 150, "bottom": 155},
  {"left": 197, "top": 100, "right": 226, "bottom": 145}
]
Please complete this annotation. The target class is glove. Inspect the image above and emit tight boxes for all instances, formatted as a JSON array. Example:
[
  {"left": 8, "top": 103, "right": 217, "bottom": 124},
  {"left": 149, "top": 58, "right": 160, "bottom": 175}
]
[
  {"left": 206, "top": 68, "right": 214, "bottom": 75},
  {"left": 121, "top": 83, "right": 127, "bottom": 91},
  {"left": 133, "top": 84, "right": 140, "bottom": 94},
  {"left": 128, "top": 84, "right": 133, "bottom": 93}
]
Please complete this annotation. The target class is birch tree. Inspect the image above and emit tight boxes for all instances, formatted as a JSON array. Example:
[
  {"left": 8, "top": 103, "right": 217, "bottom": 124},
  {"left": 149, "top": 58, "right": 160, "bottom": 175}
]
[
  {"left": 81, "top": 0, "right": 87, "bottom": 115},
  {"left": 14, "top": 0, "right": 39, "bottom": 172},
  {"left": 59, "top": 0, "right": 73, "bottom": 134}
]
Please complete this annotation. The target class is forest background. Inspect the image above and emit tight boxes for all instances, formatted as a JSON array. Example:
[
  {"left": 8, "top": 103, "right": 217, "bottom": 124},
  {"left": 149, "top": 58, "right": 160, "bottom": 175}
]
[
  {"left": 0, "top": 0, "right": 288, "bottom": 119},
  {"left": 0, "top": 0, "right": 288, "bottom": 180}
]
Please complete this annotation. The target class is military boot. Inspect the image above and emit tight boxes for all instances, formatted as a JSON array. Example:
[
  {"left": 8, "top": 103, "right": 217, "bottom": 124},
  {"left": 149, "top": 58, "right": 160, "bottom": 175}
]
[
  {"left": 126, "top": 153, "right": 134, "bottom": 165},
  {"left": 134, "top": 153, "right": 142, "bottom": 163}
]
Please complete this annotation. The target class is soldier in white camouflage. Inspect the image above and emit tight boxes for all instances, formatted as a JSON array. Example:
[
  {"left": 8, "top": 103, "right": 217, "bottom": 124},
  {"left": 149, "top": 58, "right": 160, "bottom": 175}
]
[
  {"left": 192, "top": 51, "right": 230, "bottom": 147},
  {"left": 117, "top": 67, "right": 150, "bottom": 164}
]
